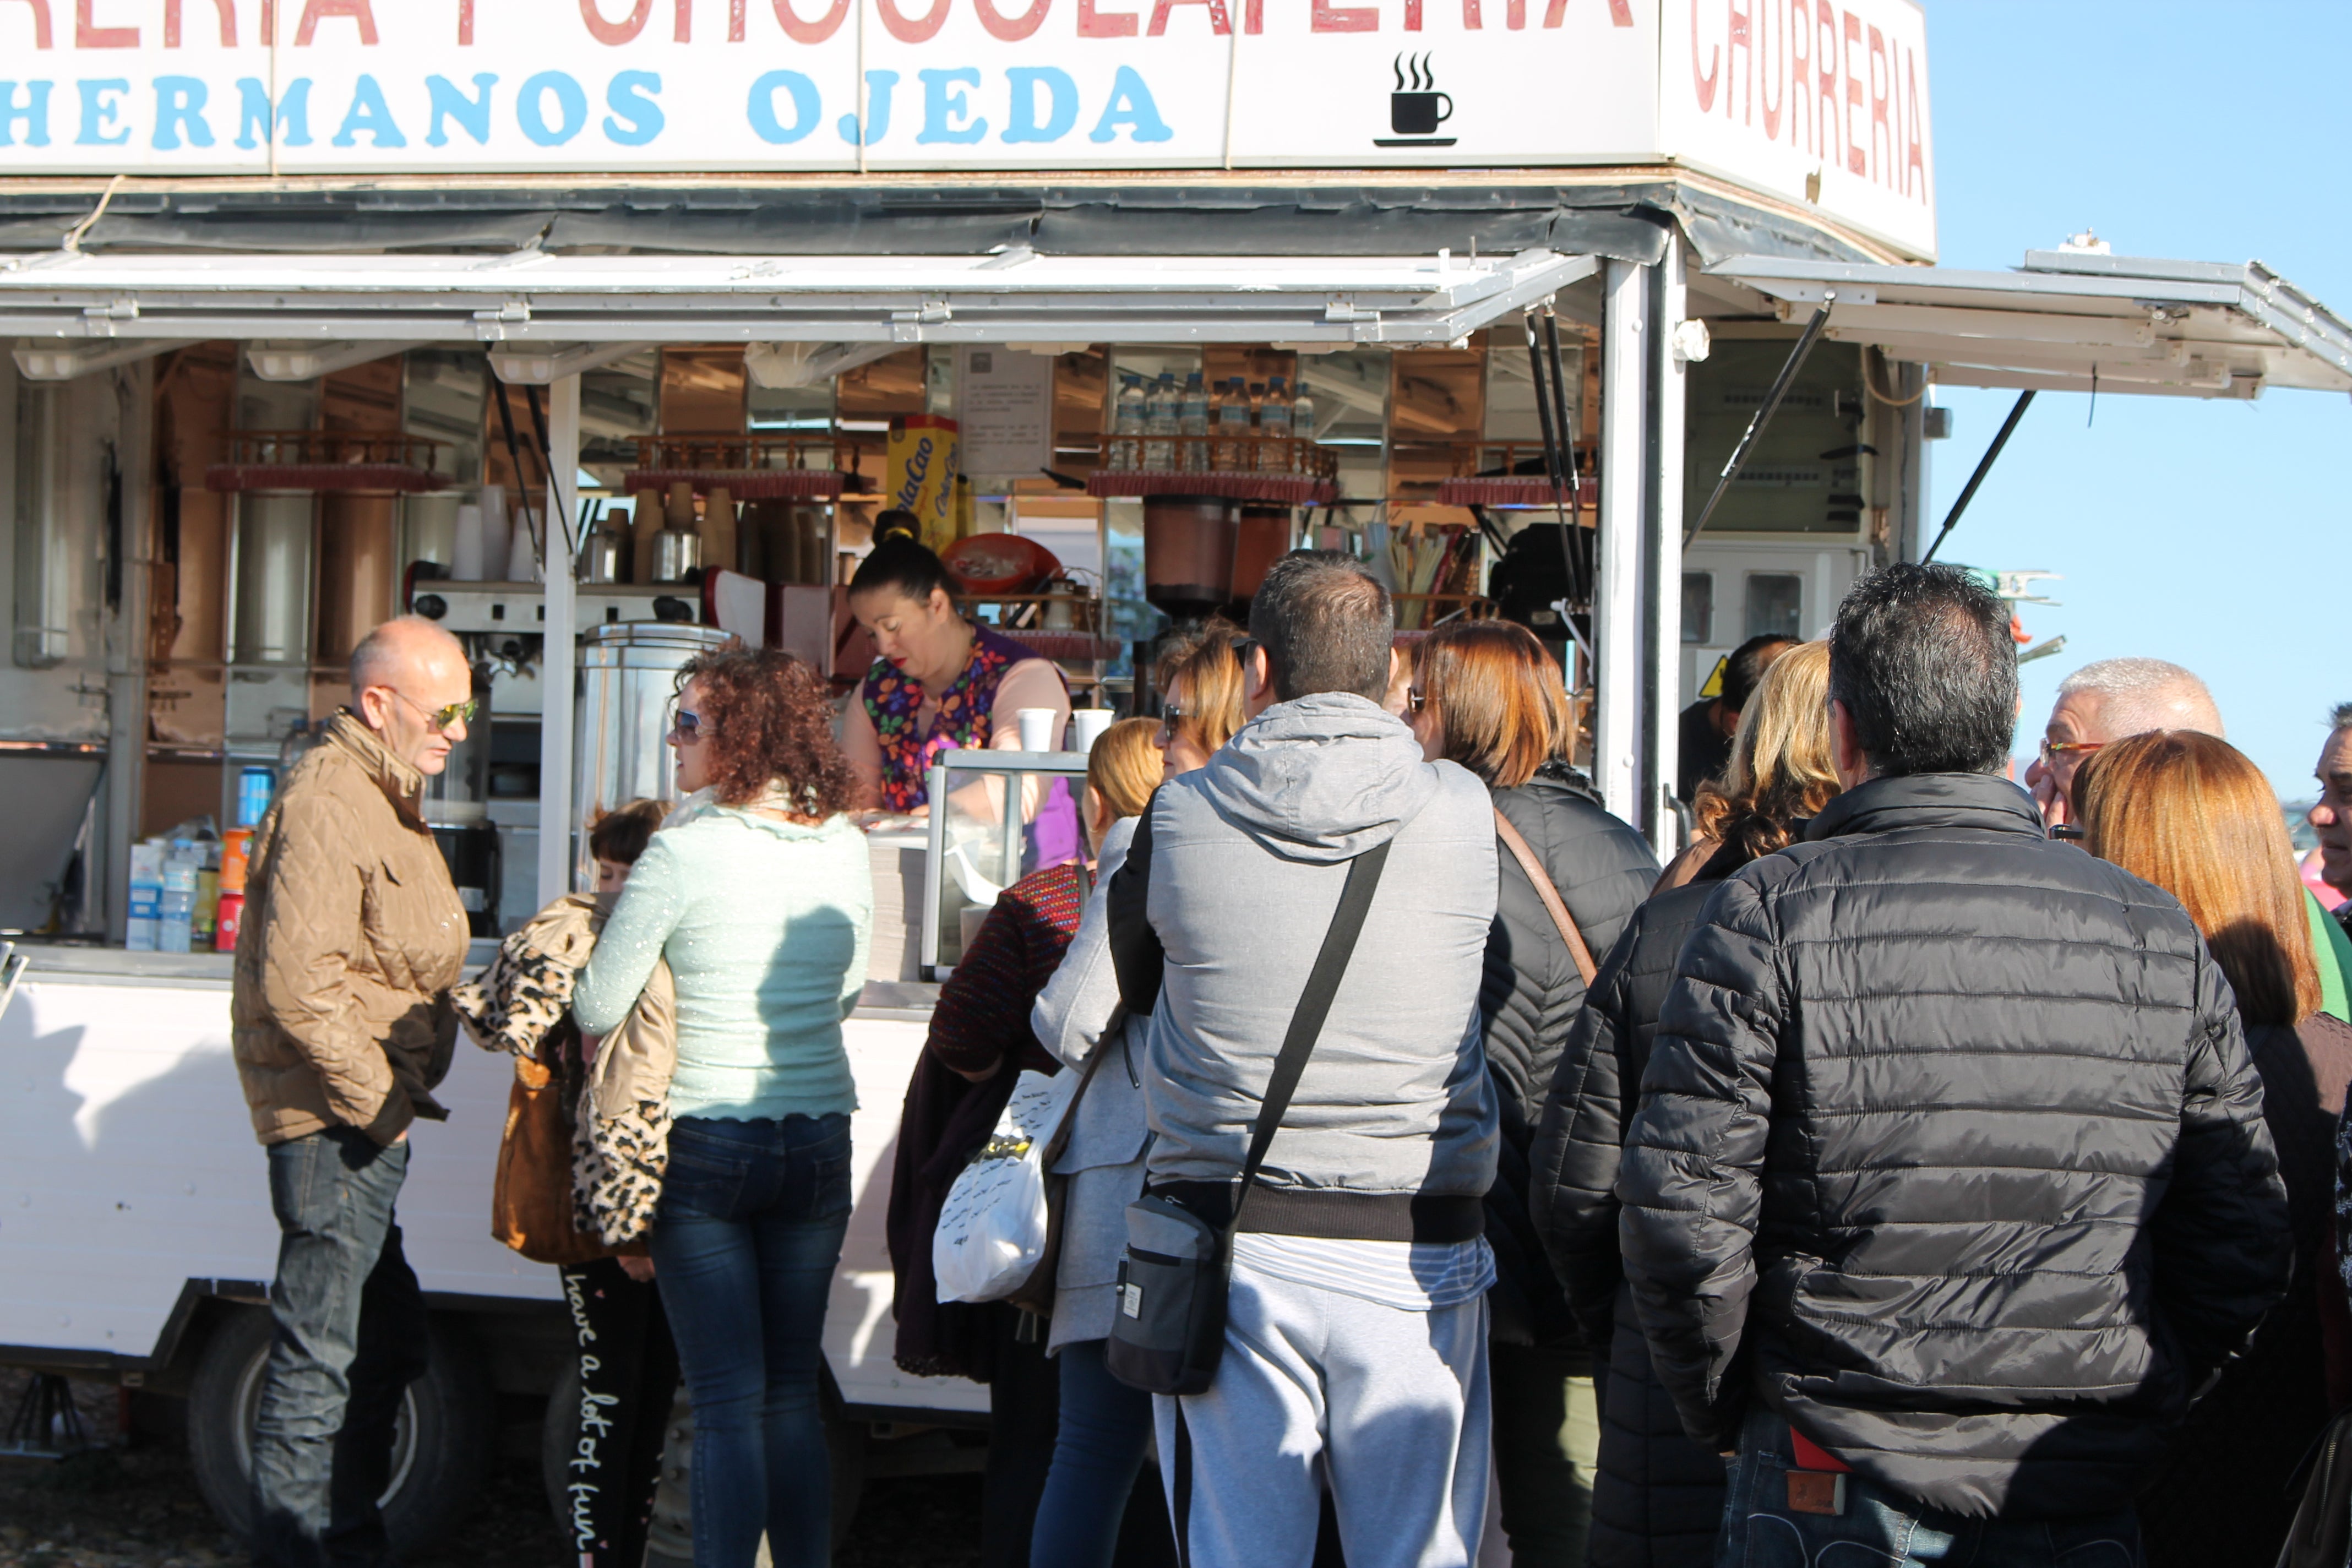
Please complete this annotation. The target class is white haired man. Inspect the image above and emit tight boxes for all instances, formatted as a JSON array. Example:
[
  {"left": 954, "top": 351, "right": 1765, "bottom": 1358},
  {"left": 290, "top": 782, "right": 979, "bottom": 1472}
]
[
  {"left": 2022, "top": 657, "right": 2224, "bottom": 830},
  {"left": 2310, "top": 704, "right": 2352, "bottom": 924},
  {"left": 232, "top": 616, "right": 473, "bottom": 1568}
]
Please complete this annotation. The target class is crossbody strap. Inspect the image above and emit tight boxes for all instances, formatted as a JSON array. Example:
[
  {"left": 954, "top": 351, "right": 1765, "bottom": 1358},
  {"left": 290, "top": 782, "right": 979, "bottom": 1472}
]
[
  {"left": 1229, "top": 839, "right": 1392, "bottom": 1235},
  {"left": 1493, "top": 809, "right": 1598, "bottom": 986}
]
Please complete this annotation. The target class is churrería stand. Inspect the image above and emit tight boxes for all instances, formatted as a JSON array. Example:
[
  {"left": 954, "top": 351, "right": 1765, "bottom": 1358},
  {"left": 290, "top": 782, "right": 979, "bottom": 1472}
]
[{"left": 4, "top": 0, "right": 2352, "bottom": 1544}]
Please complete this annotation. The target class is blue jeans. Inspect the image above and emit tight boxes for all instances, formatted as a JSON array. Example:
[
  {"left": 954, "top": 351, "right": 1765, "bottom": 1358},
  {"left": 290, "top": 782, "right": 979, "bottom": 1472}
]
[
  {"left": 250, "top": 1128, "right": 429, "bottom": 1568},
  {"left": 1717, "top": 1408, "right": 2143, "bottom": 1567},
  {"left": 1031, "top": 1337, "right": 1158, "bottom": 1568},
  {"left": 650, "top": 1113, "right": 852, "bottom": 1568}
]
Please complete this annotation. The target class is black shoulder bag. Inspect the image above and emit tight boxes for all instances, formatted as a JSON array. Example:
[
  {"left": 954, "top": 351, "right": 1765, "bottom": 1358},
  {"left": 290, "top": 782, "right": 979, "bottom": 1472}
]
[{"left": 1104, "top": 839, "right": 1391, "bottom": 1396}]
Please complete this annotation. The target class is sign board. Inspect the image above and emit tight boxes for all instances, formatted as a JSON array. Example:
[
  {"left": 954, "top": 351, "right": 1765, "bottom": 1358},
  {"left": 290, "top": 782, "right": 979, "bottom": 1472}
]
[
  {"left": 0, "top": 0, "right": 1931, "bottom": 258},
  {"left": 955, "top": 347, "right": 1055, "bottom": 480}
]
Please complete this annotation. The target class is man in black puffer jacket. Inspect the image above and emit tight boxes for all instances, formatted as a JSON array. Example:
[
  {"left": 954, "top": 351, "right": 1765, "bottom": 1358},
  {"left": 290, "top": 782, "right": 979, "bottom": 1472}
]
[{"left": 1619, "top": 564, "right": 2290, "bottom": 1559}]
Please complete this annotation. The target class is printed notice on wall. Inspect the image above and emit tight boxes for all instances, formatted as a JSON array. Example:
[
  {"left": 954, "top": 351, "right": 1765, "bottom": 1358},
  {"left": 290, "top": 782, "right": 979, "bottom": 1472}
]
[{"left": 957, "top": 350, "right": 1056, "bottom": 480}]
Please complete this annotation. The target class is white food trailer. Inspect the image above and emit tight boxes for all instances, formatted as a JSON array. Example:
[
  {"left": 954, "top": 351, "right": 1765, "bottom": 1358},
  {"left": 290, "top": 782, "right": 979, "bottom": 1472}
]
[{"left": 3, "top": 0, "right": 2351, "bottom": 1551}]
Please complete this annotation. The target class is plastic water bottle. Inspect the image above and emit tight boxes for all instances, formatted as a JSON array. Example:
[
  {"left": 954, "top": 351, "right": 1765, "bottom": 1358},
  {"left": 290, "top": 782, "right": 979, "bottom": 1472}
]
[
  {"left": 1109, "top": 377, "right": 1146, "bottom": 471},
  {"left": 159, "top": 842, "right": 198, "bottom": 954},
  {"left": 1289, "top": 382, "right": 1316, "bottom": 473},
  {"left": 1257, "top": 375, "right": 1294, "bottom": 472},
  {"left": 1178, "top": 372, "right": 1210, "bottom": 472},
  {"left": 1216, "top": 378, "right": 1251, "bottom": 471},
  {"left": 1144, "top": 373, "right": 1179, "bottom": 470},
  {"left": 127, "top": 840, "right": 165, "bottom": 952}
]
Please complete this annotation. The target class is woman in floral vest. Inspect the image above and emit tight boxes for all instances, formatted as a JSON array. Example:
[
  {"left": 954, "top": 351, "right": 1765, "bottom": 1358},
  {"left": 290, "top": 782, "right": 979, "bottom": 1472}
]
[{"left": 842, "top": 533, "right": 1072, "bottom": 820}]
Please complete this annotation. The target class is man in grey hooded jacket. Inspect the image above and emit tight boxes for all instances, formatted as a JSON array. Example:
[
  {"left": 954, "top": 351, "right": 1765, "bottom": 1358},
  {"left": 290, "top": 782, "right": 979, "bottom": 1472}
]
[{"left": 1109, "top": 550, "right": 1500, "bottom": 1568}]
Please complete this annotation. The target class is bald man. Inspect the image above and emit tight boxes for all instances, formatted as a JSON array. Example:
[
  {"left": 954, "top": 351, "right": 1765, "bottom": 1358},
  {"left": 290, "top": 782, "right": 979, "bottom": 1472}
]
[
  {"left": 2022, "top": 657, "right": 2225, "bottom": 830},
  {"left": 232, "top": 616, "right": 473, "bottom": 1568}
]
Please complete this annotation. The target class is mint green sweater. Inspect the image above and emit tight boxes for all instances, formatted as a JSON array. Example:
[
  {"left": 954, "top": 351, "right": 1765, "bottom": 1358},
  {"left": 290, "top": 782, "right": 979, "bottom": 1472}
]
[{"left": 574, "top": 807, "right": 873, "bottom": 1121}]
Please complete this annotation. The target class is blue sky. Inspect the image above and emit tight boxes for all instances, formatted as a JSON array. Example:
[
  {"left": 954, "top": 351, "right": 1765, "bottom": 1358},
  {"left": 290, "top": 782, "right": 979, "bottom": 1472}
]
[{"left": 1919, "top": 2, "right": 2349, "bottom": 801}]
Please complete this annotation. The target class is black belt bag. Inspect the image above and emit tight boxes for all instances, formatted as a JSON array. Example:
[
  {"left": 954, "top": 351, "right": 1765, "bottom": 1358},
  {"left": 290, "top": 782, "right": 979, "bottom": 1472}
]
[{"left": 1105, "top": 840, "right": 1391, "bottom": 1397}]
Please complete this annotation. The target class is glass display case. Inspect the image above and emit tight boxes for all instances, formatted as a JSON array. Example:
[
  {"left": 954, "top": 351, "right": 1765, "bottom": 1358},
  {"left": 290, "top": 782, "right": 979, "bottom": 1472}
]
[{"left": 922, "top": 750, "right": 1091, "bottom": 979}]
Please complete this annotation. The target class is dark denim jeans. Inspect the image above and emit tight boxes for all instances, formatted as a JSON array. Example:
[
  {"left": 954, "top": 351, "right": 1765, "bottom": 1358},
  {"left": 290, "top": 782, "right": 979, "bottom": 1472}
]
[
  {"left": 1031, "top": 1337, "right": 1157, "bottom": 1568},
  {"left": 250, "top": 1127, "right": 429, "bottom": 1568},
  {"left": 1717, "top": 1407, "right": 2143, "bottom": 1568},
  {"left": 650, "top": 1113, "right": 852, "bottom": 1568}
]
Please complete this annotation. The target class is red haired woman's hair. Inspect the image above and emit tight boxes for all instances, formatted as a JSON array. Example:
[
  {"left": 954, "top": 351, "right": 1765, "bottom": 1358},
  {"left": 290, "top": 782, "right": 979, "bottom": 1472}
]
[
  {"left": 1411, "top": 619, "right": 1569, "bottom": 790},
  {"left": 677, "top": 645, "right": 859, "bottom": 820},
  {"left": 2077, "top": 729, "right": 2321, "bottom": 1027}
]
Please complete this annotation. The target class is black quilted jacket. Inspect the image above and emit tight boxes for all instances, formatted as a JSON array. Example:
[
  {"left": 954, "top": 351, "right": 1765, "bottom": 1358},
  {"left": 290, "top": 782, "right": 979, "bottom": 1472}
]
[
  {"left": 1618, "top": 771, "right": 2291, "bottom": 1519},
  {"left": 1530, "top": 850, "right": 1742, "bottom": 1567},
  {"left": 1482, "top": 764, "right": 1658, "bottom": 1346}
]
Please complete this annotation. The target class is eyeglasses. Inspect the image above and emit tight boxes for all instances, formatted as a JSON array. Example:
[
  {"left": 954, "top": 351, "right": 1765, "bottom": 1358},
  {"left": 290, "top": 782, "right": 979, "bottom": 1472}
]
[
  {"left": 1406, "top": 686, "right": 1427, "bottom": 714},
  {"left": 1155, "top": 703, "right": 1185, "bottom": 748},
  {"left": 389, "top": 689, "right": 477, "bottom": 733},
  {"left": 1233, "top": 637, "right": 1262, "bottom": 669},
  {"left": 671, "top": 707, "right": 704, "bottom": 744},
  {"left": 2036, "top": 737, "right": 2104, "bottom": 772}
]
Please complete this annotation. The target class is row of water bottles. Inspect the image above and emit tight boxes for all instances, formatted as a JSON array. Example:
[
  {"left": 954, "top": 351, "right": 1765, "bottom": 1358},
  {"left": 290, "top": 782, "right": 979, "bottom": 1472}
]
[{"left": 1107, "top": 372, "right": 1315, "bottom": 473}]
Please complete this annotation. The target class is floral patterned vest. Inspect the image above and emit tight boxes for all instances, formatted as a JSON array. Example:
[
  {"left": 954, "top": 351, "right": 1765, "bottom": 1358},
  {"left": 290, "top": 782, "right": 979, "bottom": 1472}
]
[{"left": 861, "top": 624, "right": 1049, "bottom": 811}]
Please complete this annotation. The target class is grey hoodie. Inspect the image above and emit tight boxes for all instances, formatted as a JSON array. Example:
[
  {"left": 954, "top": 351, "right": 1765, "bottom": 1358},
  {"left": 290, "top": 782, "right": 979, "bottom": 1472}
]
[{"left": 1109, "top": 693, "right": 1499, "bottom": 1238}]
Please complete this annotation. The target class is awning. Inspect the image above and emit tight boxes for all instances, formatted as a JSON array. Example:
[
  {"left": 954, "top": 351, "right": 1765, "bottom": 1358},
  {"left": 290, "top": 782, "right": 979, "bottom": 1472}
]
[
  {"left": 1702, "top": 251, "right": 2352, "bottom": 400},
  {"left": 0, "top": 247, "right": 1596, "bottom": 376}
]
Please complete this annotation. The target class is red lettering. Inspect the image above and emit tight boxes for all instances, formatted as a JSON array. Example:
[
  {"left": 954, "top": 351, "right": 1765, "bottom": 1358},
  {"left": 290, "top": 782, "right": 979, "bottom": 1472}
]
[
  {"left": 457, "top": 0, "right": 472, "bottom": 42},
  {"left": 580, "top": 0, "right": 652, "bottom": 42},
  {"left": 1147, "top": 0, "right": 1226, "bottom": 32},
  {"left": 295, "top": 0, "right": 376, "bottom": 43},
  {"left": 1463, "top": 0, "right": 1482, "bottom": 28},
  {"left": 1727, "top": 0, "right": 1751, "bottom": 122},
  {"left": 770, "top": 0, "right": 847, "bottom": 40},
  {"left": 1243, "top": 0, "right": 1257, "bottom": 28},
  {"left": 1542, "top": 0, "right": 1565, "bottom": 25},
  {"left": 673, "top": 0, "right": 688, "bottom": 36},
  {"left": 1757, "top": 0, "right": 1781, "bottom": 138},
  {"left": 1690, "top": 0, "right": 1717, "bottom": 112},
  {"left": 1868, "top": 23, "right": 1889, "bottom": 185},
  {"left": 1608, "top": 0, "right": 1631, "bottom": 18},
  {"left": 1311, "top": 0, "right": 1375, "bottom": 30},
  {"left": 1505, "top": 0, "right": 1521, "bottom": 29},
  {"left": 876, "top": 0, "right": 948, "bottom": 38},
  {"left": 1816, "top": 4, "right": 1838, "bottom": 170},
  {"left": 1904, "top": 46, "right": 1926, "bottom": 202},
  {"left": 3, "top": 0, "right": 52, "bottom": 46},
  {"left": 164, "top": 0, "right": 235, "bottom": 45},
  {"left": 731, "top": 0, "right": 745, "bottom": 37},
  {"left": 1841, "top": 10, "right": 1863, "bottom": 174},
  {"left": 974, "top": 0, "right": 1046, "bottom": 36},
  {"left": 1787, "top": 0, "right": 1809, "bottom": 151},
  {"left": 1403, "top": 0, "right": 1418, "bottom": 26},
  {"left": 1077, "top": 0, "right": 1135, "bottom": 35},
  {"left": 75, "top": 0, "right": 134, "bottom": 45}
]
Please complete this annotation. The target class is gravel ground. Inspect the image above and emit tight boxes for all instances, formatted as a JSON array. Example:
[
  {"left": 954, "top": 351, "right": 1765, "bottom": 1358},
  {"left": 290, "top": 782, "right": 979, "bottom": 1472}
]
[{"left": 0, "top": 1370, "right": 982, "bottom": 1568}]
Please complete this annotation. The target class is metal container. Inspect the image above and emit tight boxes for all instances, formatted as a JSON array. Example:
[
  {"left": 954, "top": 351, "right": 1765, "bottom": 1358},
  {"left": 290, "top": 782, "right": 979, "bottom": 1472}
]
[
  {"left": 651, "top": 527, "right": 701, "bottom": 585},
  {"left": 315, "top": 493, "right": 399, "bottom": 667},
  {"left": 577, "top": 511, "right": 623, "bottom": 584},
  {"left": 230, "top": 492, "right": 318, "bottom": 666},
  {"left": 572, "top": 622, "right": 732, "bottom": 891}
]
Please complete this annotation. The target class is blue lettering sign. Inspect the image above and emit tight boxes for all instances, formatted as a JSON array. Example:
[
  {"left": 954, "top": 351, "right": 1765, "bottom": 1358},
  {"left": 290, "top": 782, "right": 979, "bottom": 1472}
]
[
  {"left": 151, "top": 76, "right": 213, "bottom": 150},
  {"left": 917, "top": 68, "right": 985, "bottom": 145},
  {"left": 749, "top": 70, "right": 820, "bottom": 145},
  {"left": 236, "top": 78, "right": 312, "bottom": 149},
  {"left": 835, "top": 70, "right": 898, "bottom": 146},
  {"left": 75, "top": 80, "right": 129, "bottom": 148},
  {"left": 604, "top": 70, "right": 662, "bottom": 146},
  {"left": 1089, "top": 65, "right": 1171, "bottom": 143},
  {"left": 518, "top": 70, "right": 587, "bottom": 148},
  {"left": 333, "top": 73, "right": 406, "bottom": 148},
  {"left": 0, "top": 82, "right": 53, "bottom": 148},
  {"left": 426, "top": 73, "right": 497, "bottom": 148},
  {"left": 1002, "top": 67, "right": 1075, "bottom": 143}
]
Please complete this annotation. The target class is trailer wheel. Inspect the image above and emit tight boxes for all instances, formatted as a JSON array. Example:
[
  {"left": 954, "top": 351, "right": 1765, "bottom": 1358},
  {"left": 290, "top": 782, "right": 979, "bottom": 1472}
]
[
  {"left": 187, "top": 1304, "right": 495, "bottom": 1557},
  {"left": 551, "top": 1368, "right": 867, "bottom": 1554}
]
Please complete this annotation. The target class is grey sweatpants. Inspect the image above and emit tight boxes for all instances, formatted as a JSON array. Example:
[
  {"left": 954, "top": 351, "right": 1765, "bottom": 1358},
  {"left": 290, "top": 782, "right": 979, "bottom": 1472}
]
[{"left": 1152, "top": 1256, "right": 1491, "bottom": 1568}]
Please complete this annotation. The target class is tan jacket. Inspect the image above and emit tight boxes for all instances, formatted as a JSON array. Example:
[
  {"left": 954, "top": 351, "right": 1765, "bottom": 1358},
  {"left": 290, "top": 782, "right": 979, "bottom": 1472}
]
[{"left": 231, "top": 711, "right": 469, "bottom": 1146}]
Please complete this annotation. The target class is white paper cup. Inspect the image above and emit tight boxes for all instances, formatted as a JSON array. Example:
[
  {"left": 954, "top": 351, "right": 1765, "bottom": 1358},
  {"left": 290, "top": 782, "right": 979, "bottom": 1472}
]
[
  {"left": 1016, "top": 707, "right": 1061, "bottom": 752},
  {"left": 1070, "top": 707, "right": 1115, "bottom": 754}
]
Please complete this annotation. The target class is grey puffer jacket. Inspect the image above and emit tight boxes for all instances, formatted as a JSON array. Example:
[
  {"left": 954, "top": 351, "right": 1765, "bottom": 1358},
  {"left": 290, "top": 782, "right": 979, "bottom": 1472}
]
[
  {"left": 1530, "top": 846, "right": 1742, "bottom": 1568},
  {"left": 1482, "top": 763, "right": 1657, "bottom": 1346},
  {"left": 1618, "top": 771, "right": 2290, "bottom": 1519},
  {"left": 1109, "top": 693, "right": 1498, "bottom": 1239}
]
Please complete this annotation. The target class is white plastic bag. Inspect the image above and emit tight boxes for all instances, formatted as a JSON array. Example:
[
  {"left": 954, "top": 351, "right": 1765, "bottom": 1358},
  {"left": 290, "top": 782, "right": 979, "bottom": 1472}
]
[{"left": 933, "top": 1068, "right": 1082, "bottom": 1303}]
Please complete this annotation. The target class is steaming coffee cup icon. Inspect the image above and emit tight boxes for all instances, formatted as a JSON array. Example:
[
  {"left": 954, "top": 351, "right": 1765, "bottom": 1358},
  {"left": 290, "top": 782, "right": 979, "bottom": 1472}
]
[{"left": 1378, "top": 54, "right": 1457, "bottom": 146}]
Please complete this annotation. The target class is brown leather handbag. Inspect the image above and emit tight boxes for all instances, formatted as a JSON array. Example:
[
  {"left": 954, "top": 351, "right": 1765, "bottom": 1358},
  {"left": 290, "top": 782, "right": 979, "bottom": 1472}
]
[{"left": 491, "top": 1031, "right": 607, "bottom": 1267}]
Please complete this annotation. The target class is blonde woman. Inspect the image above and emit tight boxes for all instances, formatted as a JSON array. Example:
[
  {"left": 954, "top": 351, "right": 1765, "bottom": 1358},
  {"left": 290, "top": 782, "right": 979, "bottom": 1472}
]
[
  {"left": 1653, "top": 640, "right": 1840, "bottom": 892},
  {"left": 1527, "top": 640, "right": 1838, "bottom": 1568}
]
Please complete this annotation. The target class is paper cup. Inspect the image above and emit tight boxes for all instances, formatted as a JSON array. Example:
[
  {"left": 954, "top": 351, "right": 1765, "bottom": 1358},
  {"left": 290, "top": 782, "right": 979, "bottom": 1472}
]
[
  {"left": 1070, "top": 708, "right": 1115, "bottom": 754},
  {"left": 1016, "top": 707, "right": 1061, "bottom": 752}
]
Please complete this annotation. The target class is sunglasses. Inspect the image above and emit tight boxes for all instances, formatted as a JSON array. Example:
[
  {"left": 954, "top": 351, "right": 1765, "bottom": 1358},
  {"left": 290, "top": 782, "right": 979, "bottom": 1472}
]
[
  {"left": 1156, "top": 702, "right": 1185, "bottom": 747},
  {"left": 671, "top": 707, "right": 704, "bottom": 743},
  {"left": 2037, "top": 737, "right": 2104, "bottom": 771},
  {"left": 390, "top": 689, "right": 477, "bottom": 732},
  {"left": 1406, "top": 686, "right": 1427, "bottom": 714}
]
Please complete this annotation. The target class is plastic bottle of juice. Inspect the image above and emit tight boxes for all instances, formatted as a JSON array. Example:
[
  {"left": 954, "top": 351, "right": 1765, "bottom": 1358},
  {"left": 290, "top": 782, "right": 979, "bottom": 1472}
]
[
  {"left": 1215, "top": 377, "right": 1251, "bottom": 471},
  {"left": 1257, "top": 375, "right": 1294, "bottom": 472}
]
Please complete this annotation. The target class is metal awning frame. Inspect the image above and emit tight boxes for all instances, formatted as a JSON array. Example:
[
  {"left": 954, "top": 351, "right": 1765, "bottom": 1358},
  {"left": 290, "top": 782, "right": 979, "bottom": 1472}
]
[{"left": 0, "top": 248, "right": 1598, "bottom": 361}]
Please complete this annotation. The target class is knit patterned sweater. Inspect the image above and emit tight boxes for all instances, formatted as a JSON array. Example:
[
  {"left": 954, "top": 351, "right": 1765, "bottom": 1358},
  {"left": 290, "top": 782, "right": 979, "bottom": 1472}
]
[{"left": 925, "top": 861, "right": 1090, "bottom": 1080}]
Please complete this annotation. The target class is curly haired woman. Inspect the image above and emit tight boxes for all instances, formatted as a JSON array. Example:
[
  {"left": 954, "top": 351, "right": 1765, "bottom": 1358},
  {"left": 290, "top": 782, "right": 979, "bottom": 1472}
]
[{"left": 574, "top": 645, "right": 873, "bottom": 1568}]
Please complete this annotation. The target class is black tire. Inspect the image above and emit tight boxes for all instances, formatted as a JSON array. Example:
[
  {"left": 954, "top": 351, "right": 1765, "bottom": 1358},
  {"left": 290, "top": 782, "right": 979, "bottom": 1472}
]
[{"left": 186, "top": 1303, "right": 496, "bottom": 1558}]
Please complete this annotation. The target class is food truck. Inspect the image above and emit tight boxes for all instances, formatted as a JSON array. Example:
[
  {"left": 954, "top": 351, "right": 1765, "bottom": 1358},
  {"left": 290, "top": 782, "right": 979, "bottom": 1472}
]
[{"left": 3, "top": 0, "right": 2351, "bottom": 1549}]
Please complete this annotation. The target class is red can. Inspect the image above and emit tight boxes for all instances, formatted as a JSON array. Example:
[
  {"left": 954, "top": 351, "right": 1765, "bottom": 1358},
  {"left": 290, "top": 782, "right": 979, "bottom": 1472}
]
[{"left": 214, "top": 891, "right": 244, "bottom": 953}]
